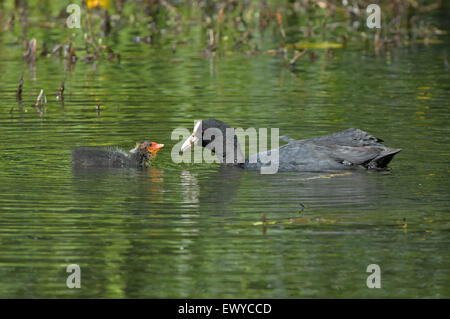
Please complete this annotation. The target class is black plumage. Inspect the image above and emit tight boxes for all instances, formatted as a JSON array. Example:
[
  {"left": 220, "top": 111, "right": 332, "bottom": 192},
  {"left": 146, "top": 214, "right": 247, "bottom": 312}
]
[{"left": 183, "top": 119, "right": 401, "bottom": 171}]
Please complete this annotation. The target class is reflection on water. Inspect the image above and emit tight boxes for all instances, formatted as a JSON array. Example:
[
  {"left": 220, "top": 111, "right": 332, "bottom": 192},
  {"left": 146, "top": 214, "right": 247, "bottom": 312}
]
[
  {"left": 180, "top": 170, "right": 200, "bottom": 205},
  {"left": 0, "top": 16, "right": 449, "bottom": 298}
]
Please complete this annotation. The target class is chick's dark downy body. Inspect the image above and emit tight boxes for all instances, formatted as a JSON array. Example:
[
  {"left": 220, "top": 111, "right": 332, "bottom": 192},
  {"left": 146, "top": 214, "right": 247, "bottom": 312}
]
[{"left": 72, "top": 141, "right": 164, "bottom": 168}]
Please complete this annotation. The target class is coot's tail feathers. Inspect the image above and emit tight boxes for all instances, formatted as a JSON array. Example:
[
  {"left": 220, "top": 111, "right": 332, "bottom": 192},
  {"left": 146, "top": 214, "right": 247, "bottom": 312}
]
[{"left": 366, "top": 148, "right": 402, "bottom": 169}]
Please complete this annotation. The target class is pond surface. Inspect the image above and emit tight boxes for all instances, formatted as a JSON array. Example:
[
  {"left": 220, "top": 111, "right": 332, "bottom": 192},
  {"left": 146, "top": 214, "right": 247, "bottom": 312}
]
[{"left": 0, "top": 14, "right": 449, "bottom": 298}]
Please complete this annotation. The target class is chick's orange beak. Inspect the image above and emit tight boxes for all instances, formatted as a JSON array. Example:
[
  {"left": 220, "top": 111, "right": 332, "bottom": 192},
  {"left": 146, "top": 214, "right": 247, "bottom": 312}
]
[{"left": 148, "top": 142, "right": 164, "bottom": 156}]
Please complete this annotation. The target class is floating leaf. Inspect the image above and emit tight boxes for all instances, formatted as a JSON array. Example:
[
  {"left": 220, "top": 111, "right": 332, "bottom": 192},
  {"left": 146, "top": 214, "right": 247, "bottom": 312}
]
[
  {"left": 289, "top": 217, "right": 310, "bottom": 224},
  {"left": 293, "top": 42, "right": 343, "bottom": 49},
  {"left": 315, "top": 218, "right": 336, "bottom": 224}
]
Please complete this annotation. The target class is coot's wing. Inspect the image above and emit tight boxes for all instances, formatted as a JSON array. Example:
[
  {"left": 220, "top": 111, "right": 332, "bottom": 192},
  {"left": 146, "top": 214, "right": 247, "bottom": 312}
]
[
  {"left": 251, "top": 143, "right": 364, "bottom": 171},
  {"left": 300, "top": 128, "right": 385, "bottom": 147},
  {"left": 275, "top": 142, "right": 400, "bottom": 170}
]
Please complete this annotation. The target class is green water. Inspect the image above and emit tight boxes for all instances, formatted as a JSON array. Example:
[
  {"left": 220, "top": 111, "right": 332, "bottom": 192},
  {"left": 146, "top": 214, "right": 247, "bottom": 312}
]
[{"left": 0, "top": 9, "right": 449, "bottom": 298}]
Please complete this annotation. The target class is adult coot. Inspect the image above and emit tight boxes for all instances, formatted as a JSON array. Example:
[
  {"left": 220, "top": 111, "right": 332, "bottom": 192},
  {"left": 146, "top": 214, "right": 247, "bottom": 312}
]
[
  {"left": 180, "top": 119, "right": 401, "bottom": 172},
  {"left": 72, "top": 141, "right": 164, "bottom": 168}
]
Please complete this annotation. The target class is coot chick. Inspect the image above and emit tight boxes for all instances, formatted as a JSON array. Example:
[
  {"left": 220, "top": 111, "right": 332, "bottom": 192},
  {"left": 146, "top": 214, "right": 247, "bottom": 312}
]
[
  {"left": 72, "top": 141, "right": 164, "bottom": 168},
  {"left": 180, "top": 119, "right": 401, "bottom": 172}
]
